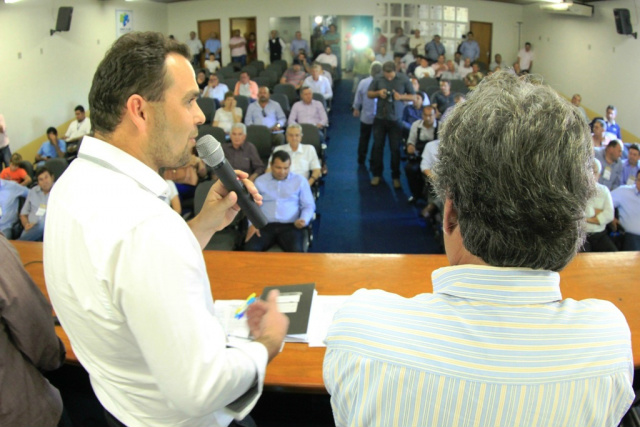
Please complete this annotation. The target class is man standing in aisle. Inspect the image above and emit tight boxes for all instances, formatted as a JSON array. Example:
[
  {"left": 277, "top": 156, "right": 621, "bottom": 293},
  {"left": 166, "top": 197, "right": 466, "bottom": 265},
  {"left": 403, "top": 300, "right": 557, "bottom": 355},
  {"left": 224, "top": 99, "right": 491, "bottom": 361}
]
[
  {"left": 517, "top": 42, "right": 534, "bottom": 73},
  {"left": 353, "top": 62, "right": 381, "bottom": 166},
  {"left": 185, "top": 31, "right": 203, "bottom": 68},
  {"left": 44, "top": 32, "right": 288, "bottom": 427},
  {"left": 367, "top": 61, "right": 415, "bottom": 188}
]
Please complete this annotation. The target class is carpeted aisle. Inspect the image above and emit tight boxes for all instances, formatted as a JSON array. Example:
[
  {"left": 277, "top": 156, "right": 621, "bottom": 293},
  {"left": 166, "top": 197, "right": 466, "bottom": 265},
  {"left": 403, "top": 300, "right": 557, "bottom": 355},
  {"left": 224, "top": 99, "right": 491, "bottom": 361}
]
[{"left": 310, "top": 78, "right": 441, "bottom": 254}]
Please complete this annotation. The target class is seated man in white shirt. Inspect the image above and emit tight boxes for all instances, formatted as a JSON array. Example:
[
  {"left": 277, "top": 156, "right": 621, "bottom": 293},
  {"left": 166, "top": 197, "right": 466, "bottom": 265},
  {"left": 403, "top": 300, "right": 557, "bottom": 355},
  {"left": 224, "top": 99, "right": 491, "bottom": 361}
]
[
  {"left": 268, "top": 123, "right": 321, "bottom": 187},
  {"left": 583, "top": 158, "right": 617, "bottom": 252},
  {"left": 413, "top": 55, "right": 435, "bottom": 79},
  {"left": 64, "top": 105, "right": 91, "bottom": 161},
  {"left": 201, "top": 73, "right": 228, "bottom": 106},
  {"left": 44, "top": 31, "right": 288, "bottom": 427},
  {"left": 302, "top": 64, "right": 333, "bottom": 101},
  {"left": 315, "top": 46, "right": 338, "bottom": 71}
]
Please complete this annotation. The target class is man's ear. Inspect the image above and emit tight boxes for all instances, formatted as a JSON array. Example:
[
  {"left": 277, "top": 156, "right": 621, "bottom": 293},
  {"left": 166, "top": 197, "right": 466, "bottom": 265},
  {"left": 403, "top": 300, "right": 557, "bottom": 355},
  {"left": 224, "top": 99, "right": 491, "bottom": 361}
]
[
  {"left": 126, "top": 94, "right": 149, "bottom": 131},
  {"left": 443, "top": 198, "right": 458, "bottom": 236}
]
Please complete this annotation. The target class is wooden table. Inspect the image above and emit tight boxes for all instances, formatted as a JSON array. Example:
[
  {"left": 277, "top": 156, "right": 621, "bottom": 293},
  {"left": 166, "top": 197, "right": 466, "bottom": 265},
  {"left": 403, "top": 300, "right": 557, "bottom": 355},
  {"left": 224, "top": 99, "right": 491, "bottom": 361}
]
[{"left": 13, "top": 241, "right": 640, "bottom": 392}]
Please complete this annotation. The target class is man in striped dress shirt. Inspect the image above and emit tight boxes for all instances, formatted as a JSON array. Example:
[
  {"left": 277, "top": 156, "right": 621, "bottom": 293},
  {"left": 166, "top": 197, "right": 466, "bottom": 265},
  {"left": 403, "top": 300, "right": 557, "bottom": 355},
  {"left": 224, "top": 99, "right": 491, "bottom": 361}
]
[{"left": 324, "top": 72, "right": 634, "bottom": 427}]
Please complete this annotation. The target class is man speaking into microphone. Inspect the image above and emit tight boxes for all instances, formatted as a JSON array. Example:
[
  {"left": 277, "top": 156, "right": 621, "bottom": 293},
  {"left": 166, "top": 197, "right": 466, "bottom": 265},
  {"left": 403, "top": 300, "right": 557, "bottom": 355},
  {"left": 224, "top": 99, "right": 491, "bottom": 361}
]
[{"left": 44, "top": 32, "right": 288, "bottom": 427}]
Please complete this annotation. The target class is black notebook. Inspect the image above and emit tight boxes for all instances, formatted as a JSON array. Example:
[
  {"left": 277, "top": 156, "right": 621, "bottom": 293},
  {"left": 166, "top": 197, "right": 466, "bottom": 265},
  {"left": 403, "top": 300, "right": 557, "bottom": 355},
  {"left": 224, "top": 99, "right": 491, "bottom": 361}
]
[{"left": 261, "top": 283, "right": 316, "bottom": 342}]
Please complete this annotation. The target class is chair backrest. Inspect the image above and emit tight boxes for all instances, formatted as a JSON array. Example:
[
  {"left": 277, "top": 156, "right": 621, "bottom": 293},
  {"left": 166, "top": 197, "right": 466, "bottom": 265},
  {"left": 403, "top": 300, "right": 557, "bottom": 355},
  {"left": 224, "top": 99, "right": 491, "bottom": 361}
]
[
  {"left": 259, "top": 69, "right": 279, "bottom": 89},
  {"left": 234, "top": 95, "right": 249, "bottom": 120},
  {"left": 300, "top": 123, "right": 322, "bottom": 159},
  {"left": 230, "top": 61, "right": 242, "bottom": 71},
  {"left": 241, "top": 65, "right": 258, "bottom": 78},
  {"left": 251, "top": 60, "right": 265, "bottom": 71},
  {"left": 44, "top": 158, "right": 68, "bottom": 180},
  {"left": 198, "top": 124, "right": 227, "bottom": 142},
  {"left": 194, "top": 180, "right": 215, "bottom": 215},
  {"left": 196, "top": 97, "right": 217, "bottom": 124},
  {"left": 274, "top": 83, "right": 298, "bottom": 107},
  {"left": 266, "top": 63, "right": 282, "bottom": 75},
  {"left": 426, "top": 85, "right": 440, "bottom": 99},
  {"left": 418, "top": 77, "right": 439, "bottom": 94},
  {"left": 272, "top": 59, "right": 288, "bottom": 73},
  {"left": 246, "top": 124, "right": 273, "bottom": 165},
  {"left": 450, "top": 79, "right": 469, "bottom": 94},
  {"left": 19, "top": 160, "right": 34, "bottom": 179},
  {"left": 218, "top": 65, "right": 235, "bottom": 78},
  {"left": 271, "top": 93, "right": 290, "bottom": 117},
  {"left": 253, "top": 77, "right": 270, "bottom": 90},
  {"left": 312, "top": 93, "right": 327, "bottom": 111}
]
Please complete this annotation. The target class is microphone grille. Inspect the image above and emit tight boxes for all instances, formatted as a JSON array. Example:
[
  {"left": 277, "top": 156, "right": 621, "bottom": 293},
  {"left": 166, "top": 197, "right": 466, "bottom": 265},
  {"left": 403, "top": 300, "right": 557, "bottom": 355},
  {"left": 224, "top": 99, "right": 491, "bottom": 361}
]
[{"left": 195, "top": 134, "right": 225, "bottom": 167}]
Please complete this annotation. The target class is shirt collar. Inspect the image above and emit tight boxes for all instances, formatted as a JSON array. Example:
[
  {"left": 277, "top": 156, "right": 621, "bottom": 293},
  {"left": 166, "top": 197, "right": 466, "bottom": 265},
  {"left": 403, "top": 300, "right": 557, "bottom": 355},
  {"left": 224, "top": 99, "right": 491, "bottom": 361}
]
[
  {"left": 431, "top": 264, "right": 562, "bottom": 305},
  {"left": 78, "top": 136, "right": 169, "bottom": 200}
]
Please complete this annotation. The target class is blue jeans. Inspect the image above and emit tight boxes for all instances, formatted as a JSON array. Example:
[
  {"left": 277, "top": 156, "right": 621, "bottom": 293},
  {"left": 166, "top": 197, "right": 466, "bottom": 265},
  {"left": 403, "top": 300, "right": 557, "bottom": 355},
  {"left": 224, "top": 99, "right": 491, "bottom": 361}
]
[
  {"left": 232, "top": 55, "right": 247, "bottom": 67},
  {"left": 0, "top": 145, "right": 11, "bottom": 169},
  {"left": 18, "top": 221, "right": 45, "bottom": 241},
  {"left": 623, "top": 232, "right": 640, "bottom": 251}
]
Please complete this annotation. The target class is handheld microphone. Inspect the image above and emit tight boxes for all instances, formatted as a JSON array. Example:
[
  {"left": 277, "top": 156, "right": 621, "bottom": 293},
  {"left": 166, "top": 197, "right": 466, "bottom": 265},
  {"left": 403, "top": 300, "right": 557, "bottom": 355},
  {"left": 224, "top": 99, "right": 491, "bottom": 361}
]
[{"left": 195, "top": 134, "right": 269, "bottom": 229}]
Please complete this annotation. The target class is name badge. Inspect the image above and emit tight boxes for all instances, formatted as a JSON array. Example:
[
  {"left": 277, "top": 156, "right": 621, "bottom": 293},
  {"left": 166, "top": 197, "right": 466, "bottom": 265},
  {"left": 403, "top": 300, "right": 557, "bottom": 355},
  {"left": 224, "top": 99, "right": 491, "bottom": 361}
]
[
  {"left": 628, "top": 177, "right": 636, "bottom": 186},
  {"left": 36, "top": 204, "right": 47, "bottom": 217},
  {"left": 602, "top": 167, "right": 611, "bottom": 181}
]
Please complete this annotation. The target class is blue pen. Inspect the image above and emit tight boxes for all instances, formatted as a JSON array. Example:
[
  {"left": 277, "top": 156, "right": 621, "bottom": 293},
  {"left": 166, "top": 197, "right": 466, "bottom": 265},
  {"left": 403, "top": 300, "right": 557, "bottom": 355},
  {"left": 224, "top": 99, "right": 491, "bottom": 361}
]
[{"left": 234, "top": 293, "right": 257, "bottom": 319}]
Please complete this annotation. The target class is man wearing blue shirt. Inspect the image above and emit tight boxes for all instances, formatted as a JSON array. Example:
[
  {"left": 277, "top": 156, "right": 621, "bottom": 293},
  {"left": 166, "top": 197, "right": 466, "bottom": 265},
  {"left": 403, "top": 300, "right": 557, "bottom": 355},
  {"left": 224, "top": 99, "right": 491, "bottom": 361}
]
[
  {"left": 459, "top": 31, "right": 480, "bottom": 62},
  {"left": 595, "top": 140, "right": 623, "bottom": 190},
  {"left": 0, "top": 179, "right": 28, "bottom": 238},
  {"left": 204, "top": 32, "right": 221, "bottom": 60},
  {"left": 290, "top": 31, "right": 309, "bottom": 57},
  {"left": 605, "top": 105, "right": 622, "bottom": 140},
  {"left": 424, "top": 34, "right": 445, "bottom": 63},
  {"left": 244, "top": 151, "right": 315, "bottom": 252},
  {"left": 245, "top": 86, "right": 287, "bottom": 147},
  {"left": 353, "top": 62, "right": 381, "bottom": 165},
  {"left": 35, "top": 127, "right": 66, "bottom": 167},
  {"left": 621, "top": 144, "right": 639, "bottom": 186},
  {"left": 612, "top": 169, "right": 640, "bottom": 250}
]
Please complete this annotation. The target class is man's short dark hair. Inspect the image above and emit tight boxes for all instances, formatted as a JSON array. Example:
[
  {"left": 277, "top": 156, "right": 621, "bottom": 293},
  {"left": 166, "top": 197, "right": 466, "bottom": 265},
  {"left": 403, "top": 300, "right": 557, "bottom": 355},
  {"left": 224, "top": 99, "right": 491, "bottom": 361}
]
[
  {"left": 35, "top": 166, "right": 53, "bottom": 180},
  {"left": 89, "top": 31, "right": 190, "bottom": 135},
  {"left": 46, "top": 127, "right": 58, "bottom": 136},
  {"left": 433, "top": 72, "right": 595, "bottom": 272},
  {"left": 271, "top": 150, "right": 291, "bottom": 164},
  {"left": 525, "top": 42, "right": 532, "bottom": 47},
  {"left": 606, "top": 140, "right": 622, "bottom": 151},
  {"left": 628, "top": 143, "right": 640, "bottom": 153},
  {"left": 606, "top": 105, "right": 616, "bottom": 112},
  {"left": 382, "top": 61, "right": 395, "bottom": 73},
  {"left": 440, "top": 79, "right": 450, "bottom": 86},
  {"left": 75, "top": 105, "right": 85, "bottom": 113}
]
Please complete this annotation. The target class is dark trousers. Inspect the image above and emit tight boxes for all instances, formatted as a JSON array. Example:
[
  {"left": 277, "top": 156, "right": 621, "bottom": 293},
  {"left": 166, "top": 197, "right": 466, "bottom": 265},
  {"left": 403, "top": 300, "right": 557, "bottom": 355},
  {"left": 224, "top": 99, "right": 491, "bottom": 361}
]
[
  {"left": 584, "top": 230, "right": 618, "bottom": 252},
  {"left": 0, "top": 145, "right": 10, "bottom": 169},
  {"left": 623, "top": 232, "right": 640, "bottom": 251},
  {"left": 371, "top": 118, "right": 402, "bottom": 179},
  {"left": 232, "top": 55, "right": 247, "bottom": 67},
  {"left": 357, "top": 122, "right": 373, "bottom": 164},
  {"left": 404, "top": 158, "right": 425, "bottom": 200},
  {"left": 244, "top": 222, "right": 305, "bottom": 252}
]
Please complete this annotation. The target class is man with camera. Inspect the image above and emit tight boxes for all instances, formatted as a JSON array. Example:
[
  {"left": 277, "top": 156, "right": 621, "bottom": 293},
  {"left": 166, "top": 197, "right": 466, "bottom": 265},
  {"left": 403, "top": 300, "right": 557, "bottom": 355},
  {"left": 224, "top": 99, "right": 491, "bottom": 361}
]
[{"left": 367, "top": 61, "right": 415, "bottom": 188}]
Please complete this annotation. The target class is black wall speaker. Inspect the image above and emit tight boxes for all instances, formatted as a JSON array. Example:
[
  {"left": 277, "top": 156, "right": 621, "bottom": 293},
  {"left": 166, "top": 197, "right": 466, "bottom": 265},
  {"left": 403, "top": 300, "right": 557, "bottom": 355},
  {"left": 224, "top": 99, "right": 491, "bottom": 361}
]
[
  {"left": 55, "top": 7, "right": 73, "bottom": 32},
  {"left": 613, "top": 9, "right": 633, "bottom": 35}
]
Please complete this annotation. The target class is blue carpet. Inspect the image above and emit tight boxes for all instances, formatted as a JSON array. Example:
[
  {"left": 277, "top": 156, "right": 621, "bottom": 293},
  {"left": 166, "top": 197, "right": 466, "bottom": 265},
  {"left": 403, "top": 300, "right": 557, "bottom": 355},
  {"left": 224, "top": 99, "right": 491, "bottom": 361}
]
[{"left": 309, "top": 78, "right": 441, "bottom": 254}]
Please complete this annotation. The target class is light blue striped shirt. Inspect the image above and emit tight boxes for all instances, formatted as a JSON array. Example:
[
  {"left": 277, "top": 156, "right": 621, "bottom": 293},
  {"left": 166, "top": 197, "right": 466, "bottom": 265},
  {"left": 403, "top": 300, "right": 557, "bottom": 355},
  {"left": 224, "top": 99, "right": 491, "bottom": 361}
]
[{"left": 324, "top": 265, "right": 634, "bottom": 427}]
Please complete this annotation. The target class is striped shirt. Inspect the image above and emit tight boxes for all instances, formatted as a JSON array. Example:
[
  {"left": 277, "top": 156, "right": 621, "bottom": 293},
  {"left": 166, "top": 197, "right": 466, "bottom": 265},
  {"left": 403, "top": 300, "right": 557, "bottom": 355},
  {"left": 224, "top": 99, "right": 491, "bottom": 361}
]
[{"left": 324, "top": 265, "right": 634, "bottom": 427}]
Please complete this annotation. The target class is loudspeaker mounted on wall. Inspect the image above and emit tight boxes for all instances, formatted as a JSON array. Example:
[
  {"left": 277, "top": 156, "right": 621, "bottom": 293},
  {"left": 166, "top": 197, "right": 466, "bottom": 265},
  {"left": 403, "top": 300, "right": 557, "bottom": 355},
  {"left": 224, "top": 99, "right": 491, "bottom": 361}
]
[
  {"left": 613, "top": 8, "right": 637, "bottom": 39},
  {"left": 50, "top": 7, "right": 73, "bottom": 36}
]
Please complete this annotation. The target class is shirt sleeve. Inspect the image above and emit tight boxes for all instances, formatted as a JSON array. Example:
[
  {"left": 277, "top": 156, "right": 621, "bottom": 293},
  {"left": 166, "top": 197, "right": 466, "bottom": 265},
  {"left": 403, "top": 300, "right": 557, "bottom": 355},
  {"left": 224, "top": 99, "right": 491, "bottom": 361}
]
[
  {"left": 274, "top": 103, "right": 286, "bottom": 126},
  {"left": 597, "top": 187, "right": 615, "bottom": 226},
  {"left": 318, "top": 103, "right": 329, "bottom": 127},
  {"left": 248, "top": 143, "right": 265, "bottom": 176},
  {"left": 297, "top": 178, "right": 315, "bottom": 225},
  {"left": 407, "top": 121, "right": 419, "bottom": 146},
  {"left": 288, "top": 104, "right": 298, "bottom": 126},
  {"left": 244, "top": 104, "right": 256, "bottom": 125},
  {"left": 0, "top": 236, "right": 65, "bottom": 371},
  {"left": 116, "top": 217, "right": 268, "bottom": 418},
  {"left": 20, "top": 189, "right": 34, "bottom": 217}
]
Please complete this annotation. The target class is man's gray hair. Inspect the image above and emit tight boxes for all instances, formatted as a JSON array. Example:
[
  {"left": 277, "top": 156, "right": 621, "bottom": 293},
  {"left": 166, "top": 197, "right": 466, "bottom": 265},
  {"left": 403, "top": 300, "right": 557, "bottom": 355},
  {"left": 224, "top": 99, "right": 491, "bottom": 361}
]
[
  {"left": 370, "top": 61, "right": 382, "bottom": 77},
  {"left": 286, "top": 123, "right": 303, "bottom": 135},
  {"left": 231, "top": 122, "right": 246, "bottom": 133},
  {"left": 433, "top": 72, "right": 595, "bottom": 271}
]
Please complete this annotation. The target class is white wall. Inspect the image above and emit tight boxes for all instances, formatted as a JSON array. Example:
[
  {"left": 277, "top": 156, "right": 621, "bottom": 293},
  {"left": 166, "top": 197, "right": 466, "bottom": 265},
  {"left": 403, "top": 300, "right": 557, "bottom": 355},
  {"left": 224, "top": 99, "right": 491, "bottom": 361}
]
[
  {"left": 0, "top": 0, "right": 167, "bottom": 151},
  {"left": 522, "top": 1, "right": 640, "bottom": 138}
]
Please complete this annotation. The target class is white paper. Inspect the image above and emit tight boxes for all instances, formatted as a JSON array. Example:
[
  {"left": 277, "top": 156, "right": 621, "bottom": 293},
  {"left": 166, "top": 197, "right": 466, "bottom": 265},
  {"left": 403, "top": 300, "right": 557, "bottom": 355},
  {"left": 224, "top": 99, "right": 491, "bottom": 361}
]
[
  {"left": 276, "top": 292, "right": 302, "bottom": 314},
  {"left": 214, "top": 300, "right": 251, "bottom": 344},
  {"left": 306, "top": 296, "right": 349, "bottom": 347}
]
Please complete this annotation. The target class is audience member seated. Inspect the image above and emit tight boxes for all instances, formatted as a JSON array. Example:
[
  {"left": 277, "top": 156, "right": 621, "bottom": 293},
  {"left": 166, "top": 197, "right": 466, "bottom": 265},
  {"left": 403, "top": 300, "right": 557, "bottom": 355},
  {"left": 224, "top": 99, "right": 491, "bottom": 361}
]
[
  {"left": 458, "top": 57, "right": 473, "bottom": 79},
  {"left": 405, "top": 106, "right": 437, "bottom": 204},
  {"left": 18, "top": 167, "right": 54, "bottom": 242},
  {"left": 0, "top": 153, "right": 31, "bottom": 186},
  {"left": 413, "top": 55, "right": 434, "bottom": 79},
  {"left": 201, "top": 73, "right": 228, "bottom": 105},
  {"left": 204, "top": 53, "right": 220, "bottom": 74},
  {"left": 244, "top": 150, "right": 315, "bottom": 252},
  {"left": 432, "top": 54, "right": 447, "bottom": 78},
  {"left": 296, "top": 51, "right": 312, "bottom": 73},
  {"left": 280, "top": 61, "right": 307, "bottom": 90},
  {"left": 440, "top": 60, "right": 461, "bottom": 80},
  {"left": 464, "top": 62, "right": 484, "bottom": 89},
  {"left": 604, "top": 105, "right": 621, "bottom": 140},
  {"left": 408, "top": 78, "right": 429, "bottom": 106},
  {"left": 611, "top": 169, "right": 640, "bottom": 250},
  {"left": 35, "top": 127, "right": 66, "bottom": 167},
  {"left": 489, "top": 53, "right": 503, "bottom": 71},
  {"left": 431, "top": 79, "right": 455, "bottom": 120},
  {"left": 213, "top": 92, "right": 242, "bottom": 135},
  {"left": 268, "top": 124, "right": 321, "bottom": 186},
  {"left": 164, "top": 179, "right": 181, "bottom": 214},
  {"left": 315, "top": 46, "right": 338, "bottom": 72},
  {"left": 0, "top": 179, "right": 28, "bottom": 238},
  {"left": 419, "top": 138, "right": 442, "bottom": 219},
  {"left": 0, "top": 233, "right": 67, "bottom": 427},
  {"left": 591, "top": 118, "right": 609, "bottom": 149},
  {"left": 245, "top": 86, "right": 287, "bottom": 147},
  {"left": 583, "top": 159, "right": 616, "bottom": 252},
  {"left": 221, "top": 123, "right": 265, "bottom": 182},
  {"left": 288, "top": 87, "right": 328, "bottom": 132},
  {"left": 595, "top": 139, "right": 623, "bottom": 191},
  {"left": 303, "top": 64, "right": 333, "bottom": 101},
  {"left": 571, "top": 94, "right": 588, "bottom": 122},
  {"left": 440, "top": 93, "right": 466, "bottom": 123},
  {"left": 64, "top": 105, "right": 91, "bottom": 161},
  {"left": 233, "top": 71, "right": 258, "bottom": 101},
  {"left": 621, "top": 143, "right": 639, "bottom": 186},
  {"left": 196, "top": 70, "right": 207, "bottom": 92},
  {"left": 401, "top": 93, "right": 426, "bottom": 139},
  {"left": 375, "top": 45, "right": 393, "bottom": 64},
  {"left": 324, "top": 73, "right": 633, "bottom": 427}
]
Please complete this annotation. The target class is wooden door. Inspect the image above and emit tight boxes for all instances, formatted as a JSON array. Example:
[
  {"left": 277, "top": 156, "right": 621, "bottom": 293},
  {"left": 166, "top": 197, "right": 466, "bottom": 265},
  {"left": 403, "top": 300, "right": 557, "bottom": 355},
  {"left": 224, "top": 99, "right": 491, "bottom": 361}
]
[
  {"left": 198, "top": 20, "right": 221, "bottom": 67},
  {"left": 470, "top": 21, "right": 492, "bottom": 69}
]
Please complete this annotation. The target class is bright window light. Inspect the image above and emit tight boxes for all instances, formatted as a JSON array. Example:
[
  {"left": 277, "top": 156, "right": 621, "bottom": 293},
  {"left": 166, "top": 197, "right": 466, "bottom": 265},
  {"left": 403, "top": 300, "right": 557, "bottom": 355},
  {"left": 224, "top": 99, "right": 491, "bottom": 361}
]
[{"left": 351, "top": 33, "right": 370, "bottom": 50}]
